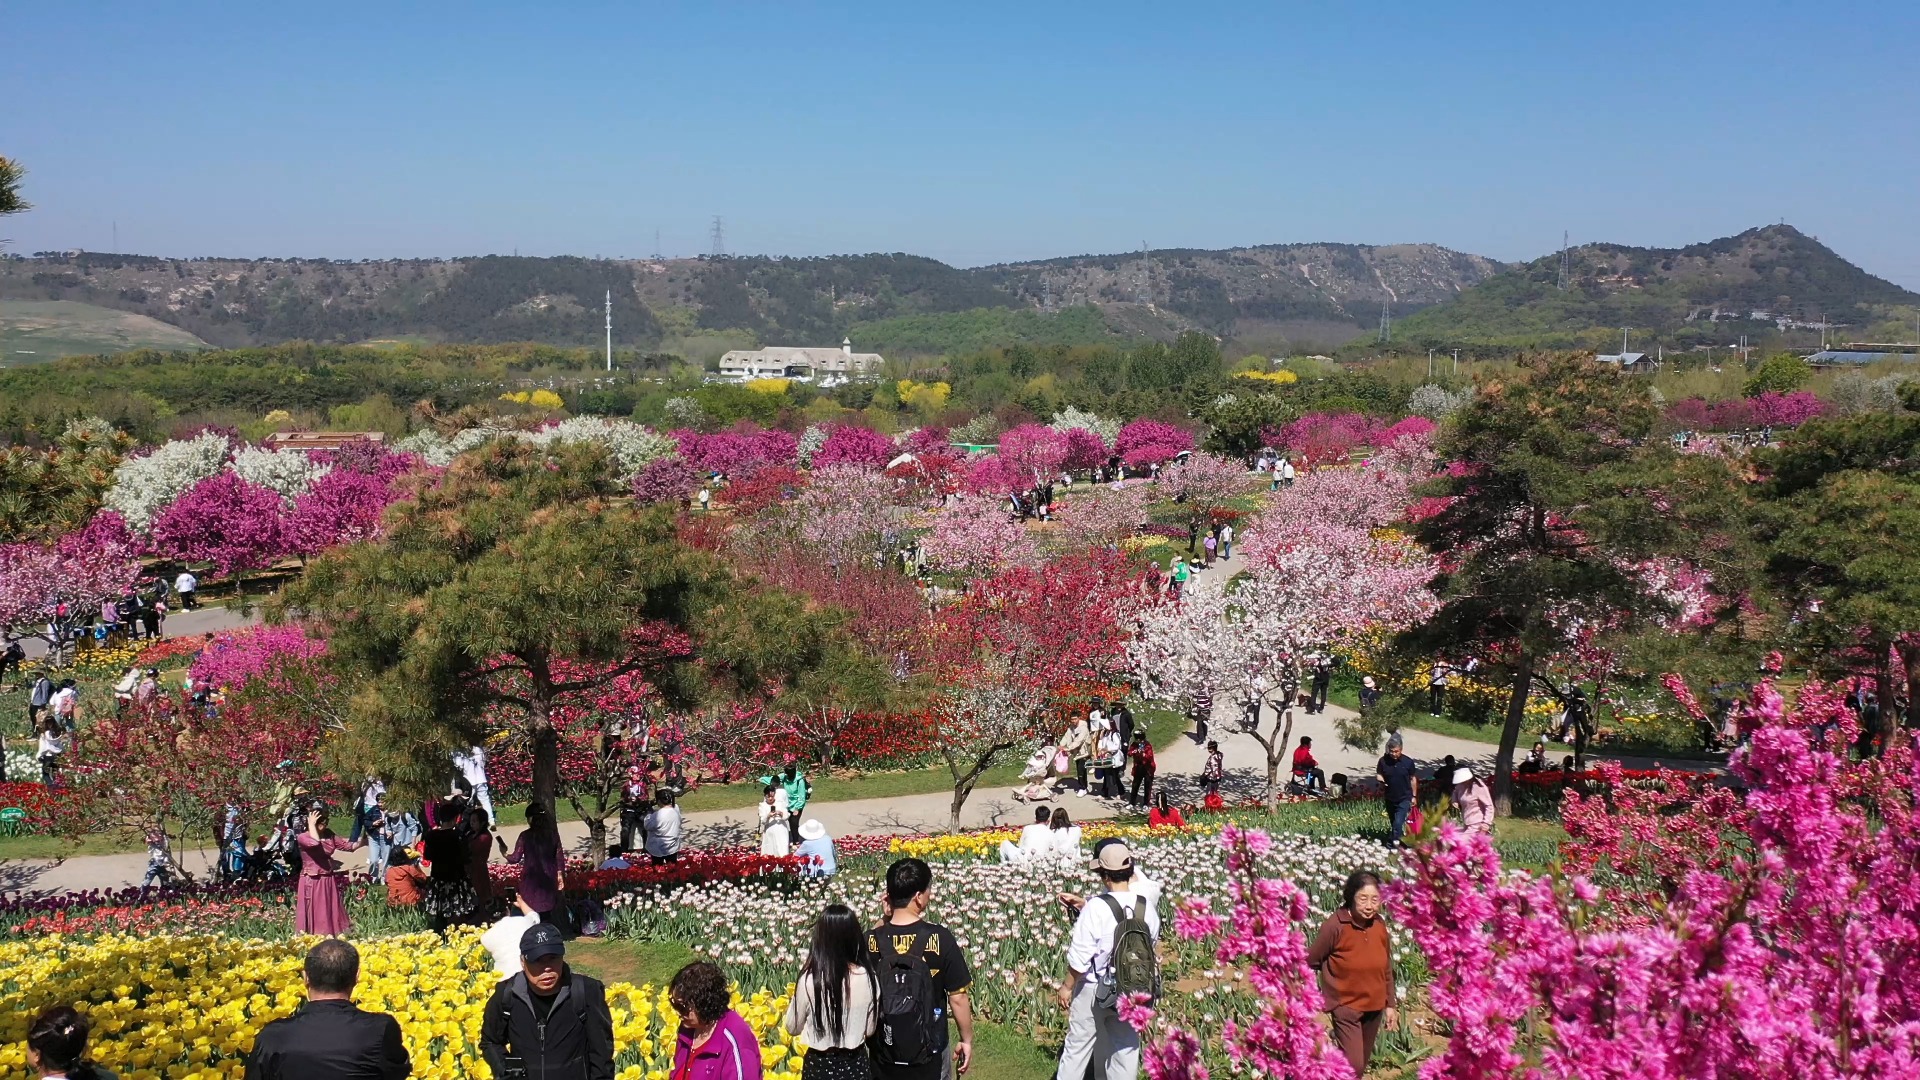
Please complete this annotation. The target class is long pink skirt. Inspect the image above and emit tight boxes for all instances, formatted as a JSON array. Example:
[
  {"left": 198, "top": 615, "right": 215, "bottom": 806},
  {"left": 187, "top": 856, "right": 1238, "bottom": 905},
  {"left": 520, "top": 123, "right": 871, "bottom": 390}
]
[{"left": 295, "top": 872, "right": 350, "bottom": 936}]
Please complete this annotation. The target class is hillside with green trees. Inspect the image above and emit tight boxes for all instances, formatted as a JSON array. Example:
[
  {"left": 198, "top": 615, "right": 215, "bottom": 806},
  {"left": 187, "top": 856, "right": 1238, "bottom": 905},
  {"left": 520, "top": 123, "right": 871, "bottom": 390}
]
[{"left": 1391, "top": 225, "right": 1920, "bottom": 351}]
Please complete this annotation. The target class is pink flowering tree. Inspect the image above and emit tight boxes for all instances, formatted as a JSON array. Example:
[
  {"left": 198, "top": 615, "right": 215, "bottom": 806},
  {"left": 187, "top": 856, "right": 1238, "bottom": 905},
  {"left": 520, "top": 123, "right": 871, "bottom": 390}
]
[
  {"left": 1061, "top": 426, "right": 1110, "bottom": 475},
  {"left": 1749, "top": 390, "right": 1827, "bottom": 427},
  {"left": 919, "top": 495, "right": 1038, "bottom": 579},
  {"left": 1133, "top": 825, "right": 1358, "bottom": 1080},
  {"left": 1132, "top": 521, "right": 1436, "bottom": 801},
  {"left": 1378, "top": 415, "right": 1437, "bottom": 446},
  {"left": 1273, "top": 412, "right": 1385, "bottom": 468},
  {"left": 813, "top": 425, "right": 897, "bottom": 468},
  {"left": 0, "top": 511, "right": 142, "bottom": 657},
  {"left": 1391, "top": 675, "right": 1920, "bottom": 1079},
  {"left": 189, "top": 624, "right": 329, "bottom": 693},
  {"left": 1114, "top": 420, "right": 1195, "bottom": 470},
  {"left": 962, "top": 453, "right": 1027, "bottom": 496},
  {"left": 147, "top": 472, "right": 288, "bottom": 585},
  {"left": 736, "top": 464, "right": 906, "bottom": 570},
  {"left": 997, "top": 423, "right": 1071, "bottom": 486},
  {"left": 673, "top": 425, "right": 799, "bottom": 477},
  {"left": 284, "top": 468, "right": 404, "bottom": 559},
  {"left": 1052, "top": 481, "right": 1157, "bottom": 551},
  {"left": 631, "top": 456, "right": 703, "bottom": 506}
]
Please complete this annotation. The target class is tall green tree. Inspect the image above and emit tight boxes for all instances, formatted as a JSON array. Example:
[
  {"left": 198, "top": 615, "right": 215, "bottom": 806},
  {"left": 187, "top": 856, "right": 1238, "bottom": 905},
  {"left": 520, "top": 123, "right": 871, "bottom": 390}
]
[
  {"left": 1743, "top": 353, "right": 1815, "bottom": 397},
  {"left": 277, "top": 439, "right": 839, "bottom": 813},
  {"left": 1755, "top": 409, "right": 1920, "bottom": 749},
  {"left": 1400, "top": 354, "right": 1698, "bottom": 811}
]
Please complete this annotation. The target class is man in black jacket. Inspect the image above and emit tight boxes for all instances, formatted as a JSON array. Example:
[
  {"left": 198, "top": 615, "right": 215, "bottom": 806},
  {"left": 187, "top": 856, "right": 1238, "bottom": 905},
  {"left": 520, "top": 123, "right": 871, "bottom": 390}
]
[
  {"left": 481, "top": 923, "right": 616, "bottom": 1080},
  {"left": 244, "top": 940, "right": 410, "bottom": 1079}
]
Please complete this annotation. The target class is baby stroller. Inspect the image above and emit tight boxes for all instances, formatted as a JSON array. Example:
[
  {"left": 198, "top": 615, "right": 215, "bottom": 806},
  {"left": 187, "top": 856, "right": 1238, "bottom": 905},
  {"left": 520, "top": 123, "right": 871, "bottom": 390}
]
[{"left": 1012, "top": 744, "right": 1059, "bottom": 802}]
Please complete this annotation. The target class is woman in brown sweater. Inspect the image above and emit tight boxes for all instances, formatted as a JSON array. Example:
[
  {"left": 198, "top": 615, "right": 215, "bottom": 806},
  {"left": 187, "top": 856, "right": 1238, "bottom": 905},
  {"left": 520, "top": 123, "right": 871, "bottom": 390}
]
[{"left": 1306, "top": 870, "right": 1396, "bottom": 1074}]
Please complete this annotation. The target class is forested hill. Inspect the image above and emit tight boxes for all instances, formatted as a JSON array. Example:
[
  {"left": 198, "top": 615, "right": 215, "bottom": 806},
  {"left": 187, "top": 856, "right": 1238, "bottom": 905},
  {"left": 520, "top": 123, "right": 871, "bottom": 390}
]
[
  {"left": 1392, "top": 225, "right": 1920, "bottom": 350},
  {"left": 0, "top": 242, "right": 1501, "bottom": 354},
  {"left": 5, "top": 227, "right": 1905, "bottom": 357}
]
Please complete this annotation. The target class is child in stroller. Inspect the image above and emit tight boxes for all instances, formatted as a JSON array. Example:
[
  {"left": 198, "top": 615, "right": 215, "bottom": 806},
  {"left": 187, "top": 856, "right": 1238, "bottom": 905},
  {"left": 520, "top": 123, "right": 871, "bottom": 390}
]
[{"left": 1013, "top": 743, "right": 1058, "bottom": 802}]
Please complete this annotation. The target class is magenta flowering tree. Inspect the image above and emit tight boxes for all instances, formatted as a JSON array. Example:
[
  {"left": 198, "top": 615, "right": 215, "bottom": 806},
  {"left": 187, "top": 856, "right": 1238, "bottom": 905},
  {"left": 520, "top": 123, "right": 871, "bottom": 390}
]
[
  {"left": 1114, "top": 420, "right": 1195, "bottom": 469},
  {"left": 1749, "top": 390, "right": 1826, "bottom": 427},
  {"left": 284, "top": 468, "right": 402, "bottom": 558},
  {"left": 962, "top": 453, "right": 1028, "bottom": 496},
  {"left": 1665, "top": 397, "right": 1716, "bottom": 429},
  {"left": 905, "top": 426, "right": 953, "bottom": 456},
  {"left": 997, "top": 423, "right": 1071, "bottom": 485},
  {"left": 673, "top": 425, "right": 799, "bottom": 476},
  {"left": 920, "top": 495, "right": 1037, "bottom": 579},
  {"left": 189, "top": 624, "right": 328, "bottom": 693},
  {"left": 630, "top": 456, "right": 703, "bottom": 506},
  {"left": 1273, "top": 412, "right": 1385, "bottom": 468},
  {"left": 1061, "top": 426, "right": 1110, "bottom": 475},
  {"left": 1135, "top": 825, "right": 1357, "bottom": 1080},
  {"left": 1391, "top": 677, "right": 1920, "bottom": 1079},
  {"left": 147, "top": 472, "right": 287, "bottom": 581},
  {"left": 1378, "top": 415, "right": 1437, "bottom": 446},
  {"left": 813, "top": 425, "right": 897, "bottom": 468}
]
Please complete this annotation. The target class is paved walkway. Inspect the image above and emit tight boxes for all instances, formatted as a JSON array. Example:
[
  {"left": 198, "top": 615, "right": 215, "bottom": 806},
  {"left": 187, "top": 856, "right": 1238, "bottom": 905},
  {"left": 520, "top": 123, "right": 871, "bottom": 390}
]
[{"left": 13, "top": 605, "right": 263, "bottom": 661}]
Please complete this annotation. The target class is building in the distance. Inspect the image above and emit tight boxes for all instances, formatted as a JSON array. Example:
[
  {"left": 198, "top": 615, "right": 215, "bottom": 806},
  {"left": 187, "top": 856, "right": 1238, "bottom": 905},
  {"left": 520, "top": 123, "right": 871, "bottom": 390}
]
[
  {"left": 1594, "top": 351, "right": 1656, "bottom": 372},
  {"left": 262, "top": 431, "right": 388, "bottom": 449},
  {"left": 718, "top": 338, "right": 884, "bottom": 381}
]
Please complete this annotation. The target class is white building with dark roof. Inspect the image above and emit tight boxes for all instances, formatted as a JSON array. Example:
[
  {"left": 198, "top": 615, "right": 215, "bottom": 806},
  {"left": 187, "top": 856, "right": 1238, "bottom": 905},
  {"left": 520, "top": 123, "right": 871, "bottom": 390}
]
[{"left": 719, "top": 338, "right": 884, "bottom": 380}]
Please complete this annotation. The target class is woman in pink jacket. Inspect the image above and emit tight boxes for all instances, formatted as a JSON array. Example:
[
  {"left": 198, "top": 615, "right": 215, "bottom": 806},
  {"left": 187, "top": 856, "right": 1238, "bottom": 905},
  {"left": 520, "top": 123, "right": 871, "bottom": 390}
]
[
  {"left": 1450, "top": 767, "right": 1494, "bottom": 836},
  {"left": 670, "top": 961, "right": 764, "bottom": 1080}
]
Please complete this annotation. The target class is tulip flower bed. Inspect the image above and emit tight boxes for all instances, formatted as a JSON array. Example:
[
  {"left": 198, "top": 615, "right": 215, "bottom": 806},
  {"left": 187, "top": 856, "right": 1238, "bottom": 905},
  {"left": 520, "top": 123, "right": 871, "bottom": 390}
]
[
  {"left": 0, "top": 929, "right": 805, "bottom": 1080},
  {"left": 602, "top": 830, "right": 1408, "bottom": 1045},
  {"left": 0, "top": 783, "right": 55, "bottom": 833}
]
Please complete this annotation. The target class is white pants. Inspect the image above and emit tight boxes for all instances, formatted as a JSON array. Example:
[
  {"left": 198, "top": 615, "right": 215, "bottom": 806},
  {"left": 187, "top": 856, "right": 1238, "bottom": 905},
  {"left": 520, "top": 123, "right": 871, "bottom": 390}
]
[{"left": 1056, "top": 978, "right": 1139, "bottom": 1080}]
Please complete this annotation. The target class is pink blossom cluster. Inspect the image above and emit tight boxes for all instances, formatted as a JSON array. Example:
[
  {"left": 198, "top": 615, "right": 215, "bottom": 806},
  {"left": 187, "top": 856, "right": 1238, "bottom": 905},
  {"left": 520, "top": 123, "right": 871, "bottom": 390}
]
[
  {"left": 812, "top": 425, "right": 897, "bottom": 468},
  {"left": 919, "top": 495, "right": 1037, "bottom": 577},
  {"left": 188, "top": 624, "right": 328, "bottom": 693},
  {"left": 671, "top": 425, "right": 799, "bottom": 477},
  {"left": 1392, "top": 677, "right": 1920, "bottom": 1079},
  {"left": 1666, "top": 390, "right": 1826, "bottom": 431},
  {"left": 1114, "top": 420, "right": 1195, "bottom": 469},
  {"left": 0, "top": 512, "right": 142, "bottom": 641},
  {"left": 1135, "top": 826, "right": 1355, "bottom": 1080}
]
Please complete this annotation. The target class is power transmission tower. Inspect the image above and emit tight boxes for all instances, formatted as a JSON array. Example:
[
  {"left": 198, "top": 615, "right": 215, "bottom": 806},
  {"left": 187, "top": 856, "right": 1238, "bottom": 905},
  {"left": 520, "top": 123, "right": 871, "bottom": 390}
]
[
  {"left": 1136, "top": 243, "right": 1151, "bottom": 306},
  {"left": 709, "top": 216, "right": 725, "bottom": 258},
  {"left": 1558, "top": 230, "right": 1570, "bottom": 291},
  {"left": 653, "top": 228, "right": 662, "bottom": 260},
  {"left": 1042, "top": 277, "right": 1053, "bottom": 313},
  {"left": 1378, "top": 298, "right": 1392, "bottom": 343}
]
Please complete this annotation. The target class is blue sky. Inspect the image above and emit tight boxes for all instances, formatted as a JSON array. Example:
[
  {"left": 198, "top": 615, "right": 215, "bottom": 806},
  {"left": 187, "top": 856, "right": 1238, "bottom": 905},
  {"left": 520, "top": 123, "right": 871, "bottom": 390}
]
[{"left": 5, "top": 2, "right": 1917, "bottom": 286}]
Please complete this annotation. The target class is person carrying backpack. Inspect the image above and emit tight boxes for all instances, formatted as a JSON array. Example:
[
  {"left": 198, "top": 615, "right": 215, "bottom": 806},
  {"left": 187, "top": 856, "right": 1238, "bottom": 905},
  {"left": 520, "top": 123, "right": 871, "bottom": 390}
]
[
  {"left": 1055, "top": 842, "right": 1160, "bottom": 1080},
  {"left": 479, "top": 923, "right": 615, "bottom": 1080},
  {"left": 865, "top": 858, "right": 974, "bottom": 1080}
]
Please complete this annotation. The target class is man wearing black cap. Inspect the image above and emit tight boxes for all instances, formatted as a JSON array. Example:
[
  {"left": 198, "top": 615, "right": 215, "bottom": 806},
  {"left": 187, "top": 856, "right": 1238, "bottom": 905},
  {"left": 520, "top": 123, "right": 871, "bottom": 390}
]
[{"left": 480, "top": 922, "right": 615, "bottom": 1080}]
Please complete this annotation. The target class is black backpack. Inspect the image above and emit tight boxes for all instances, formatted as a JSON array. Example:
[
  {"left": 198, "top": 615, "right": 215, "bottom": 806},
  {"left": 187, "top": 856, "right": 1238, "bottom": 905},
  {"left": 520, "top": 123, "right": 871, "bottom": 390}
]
[{"left": 874, "top": 927, "right": 941, "bottom": 1066}]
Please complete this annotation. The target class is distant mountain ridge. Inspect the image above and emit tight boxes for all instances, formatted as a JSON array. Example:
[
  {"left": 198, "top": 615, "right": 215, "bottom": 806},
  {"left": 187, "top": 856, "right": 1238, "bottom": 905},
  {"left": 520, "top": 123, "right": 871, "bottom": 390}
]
[
  {"left": 0, "top": 241, "right": 1503, "bottom": 354},
  {"left": 0, "top": 225, "right": 1908, "bottom": 358},
  {"left": 1393, "top": 225, "right": 1920, "bottom": 349}
]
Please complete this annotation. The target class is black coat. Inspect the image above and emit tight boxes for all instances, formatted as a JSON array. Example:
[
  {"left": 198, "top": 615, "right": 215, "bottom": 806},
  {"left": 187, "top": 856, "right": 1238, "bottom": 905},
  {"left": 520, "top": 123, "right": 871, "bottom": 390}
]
[
  {"left": 243, "top": 999, "right": 410, "bottom": 1080},
  {"left": 481, "top": 969, "right": 616, "bottom": 1080}
]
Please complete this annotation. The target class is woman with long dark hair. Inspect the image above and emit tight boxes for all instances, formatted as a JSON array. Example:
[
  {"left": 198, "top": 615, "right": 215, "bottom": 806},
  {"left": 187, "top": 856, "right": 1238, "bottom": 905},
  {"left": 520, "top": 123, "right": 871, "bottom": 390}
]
[
  {"left": 782, "top": 904, "right": 877, "bottom": 1079},
  {"left": 507, "top": 800, "right": 565, "bottom": 927},
  {"left": 27, "top": 1005, "right": 115, "bottom": 1080},
  {"left": 1306, "top": 870, "right": 1397, "bottom": 1075}
]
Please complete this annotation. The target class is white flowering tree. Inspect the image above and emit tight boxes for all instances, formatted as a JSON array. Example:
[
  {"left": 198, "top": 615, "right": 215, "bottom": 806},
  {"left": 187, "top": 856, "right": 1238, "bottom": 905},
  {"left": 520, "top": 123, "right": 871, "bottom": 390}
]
[
  {"left": 1130, "top": 521, "right": 1438, "bottom": 804},
  {"left": 104, "top": 431, "right": 230, "bottom": 530},
  {"left": 230, "top": 446, "right": 332, "bottom": 501},
  {"left": 1049, "top": 405, "right": 1121, "bottom": 445},
  {"left": 516, "top": 417, "right": 675, "bottom": 481}
]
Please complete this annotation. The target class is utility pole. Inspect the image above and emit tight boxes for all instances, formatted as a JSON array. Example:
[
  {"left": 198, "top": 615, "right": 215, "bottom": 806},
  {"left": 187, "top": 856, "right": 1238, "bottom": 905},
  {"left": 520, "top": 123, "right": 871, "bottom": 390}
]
[
  {"left": 1558, "top": 230, "right": 1569, "bottom": 291},
  {"left": 1378, "top": 299, "right": 1391, "bottom": 344},
  {"left": 1452, "top": 348, "right": 1460, "bottom": 376},
  {"left": 1621, "top": 327, "right": 1631, "bottom": 354},
  {"left": 605, "top": 290, "right": 613, "bottom": 372}
]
